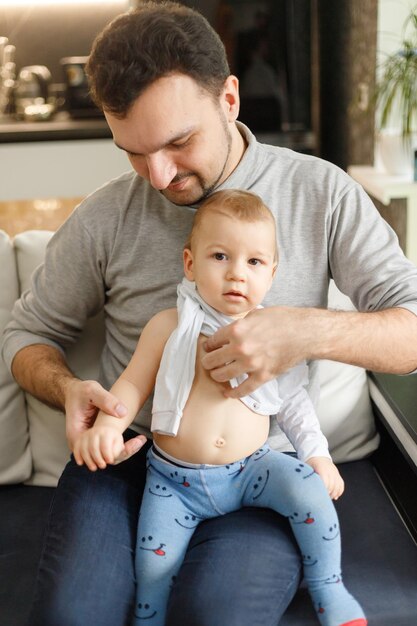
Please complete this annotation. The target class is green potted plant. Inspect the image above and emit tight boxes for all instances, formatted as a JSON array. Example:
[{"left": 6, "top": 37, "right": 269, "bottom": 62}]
[{"left": 376, "top": 6, "right": 417, "bottom": 176}]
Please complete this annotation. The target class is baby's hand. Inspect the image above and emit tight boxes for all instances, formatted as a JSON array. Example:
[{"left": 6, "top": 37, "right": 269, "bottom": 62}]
[
  {"left": 73, "top": 425, "right": 125, "bottom": 472},
  {"left": 306, "top": 456, "right": 345, "bottom": 500}
]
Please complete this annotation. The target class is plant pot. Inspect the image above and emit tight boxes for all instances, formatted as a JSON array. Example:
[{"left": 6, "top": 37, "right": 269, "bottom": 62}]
[{"left": 376, "top": 129, "right": 417, "bottom": 177}]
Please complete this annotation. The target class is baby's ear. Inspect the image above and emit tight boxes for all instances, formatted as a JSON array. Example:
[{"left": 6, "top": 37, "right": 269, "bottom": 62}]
[
  {"left": 183, "top": 248, "right": 194, "bottom": 280},
  {"left": 268, "top": 263, "right": 278, "bottom": 289}
]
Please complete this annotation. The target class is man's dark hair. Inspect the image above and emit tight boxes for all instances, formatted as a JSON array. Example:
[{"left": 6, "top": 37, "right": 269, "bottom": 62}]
[{"left": 86, "top": 1, "right": 230, "bottom": 117}]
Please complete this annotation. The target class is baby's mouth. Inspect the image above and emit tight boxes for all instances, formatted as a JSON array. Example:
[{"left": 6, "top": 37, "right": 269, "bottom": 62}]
[{"left": 224, "top": 291, "right": 247, "bottom": 299}]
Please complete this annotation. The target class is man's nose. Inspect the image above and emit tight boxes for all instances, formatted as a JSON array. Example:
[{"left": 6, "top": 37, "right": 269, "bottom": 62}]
[{"left": 145, "top": 152, "right": 177, "bottom": 190}]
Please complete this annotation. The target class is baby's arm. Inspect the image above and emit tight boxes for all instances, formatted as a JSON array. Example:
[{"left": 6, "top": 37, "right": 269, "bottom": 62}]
[
  {"left": 73, "top": 308, "right": 177, "bottom": 471},
  {"left": 276, "top": 362, "right": 344, "bottom": 499}
]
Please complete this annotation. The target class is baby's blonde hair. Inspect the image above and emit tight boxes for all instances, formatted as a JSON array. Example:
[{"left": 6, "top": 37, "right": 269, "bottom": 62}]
[{"left": 185, "top": 189, "right": 278, "bottom": 263}]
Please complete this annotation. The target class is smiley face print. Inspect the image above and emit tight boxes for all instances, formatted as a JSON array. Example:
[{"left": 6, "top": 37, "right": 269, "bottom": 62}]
[
  {"left": 139, "top": 536, "right": 166, "bottom": 556},
  {"left": 322, "top": 523, "right": 340, "bottom": 541},
  {"left": 174, "top": 513, "right": 203, "bottom": 529},
  {"left": 295, "top": 462, "right": 315, "bottom": 479},
  {"left": 251, "top": 469, "right": 270, "bottom": 500},
  {"left": 288, "top": 511, "right": 315, "bottom": 525},
  {"left": 135, "top": 601, "right": 157, "bottom": 620}
]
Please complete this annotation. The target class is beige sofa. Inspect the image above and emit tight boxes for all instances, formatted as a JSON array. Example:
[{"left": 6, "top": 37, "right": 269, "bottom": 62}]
[{"left": 0, "top": 229, "right": 105, "bottom": 486}]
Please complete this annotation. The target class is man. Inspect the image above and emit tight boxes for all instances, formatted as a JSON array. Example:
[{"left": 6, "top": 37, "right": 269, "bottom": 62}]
[{"left": 3, "top": 3, "right": 417, "bottom": 625}]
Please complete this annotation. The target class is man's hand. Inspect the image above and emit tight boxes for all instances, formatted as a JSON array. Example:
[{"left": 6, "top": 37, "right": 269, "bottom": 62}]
[
  {"left": 307, "top": 456, "right": 345, "bottom": 500},
  {"left": 64, "top": 378, "right": 127, "bottom": 447},
  {"left": 202, "top": 306, "right": 312, "bottom": 398},
  {"left": 64, "top": 378, "right": 146, "bottom": 463},
  {"left": 202, "top": 305, "right": 417, "bottom": 398}
]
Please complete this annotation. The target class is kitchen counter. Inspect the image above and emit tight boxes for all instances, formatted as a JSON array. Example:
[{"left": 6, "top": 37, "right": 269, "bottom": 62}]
[
  {"left": 0, "top": 134, "right": 129, "bottom": 201},
  {"left": 0, "top": 197, "right": 81, "bottom": 237},
  {"left": 0, "top": 111, "right": 111, "bottom": 143},
  {"left": 0, "top": 112, "right": 316, "bottom": 152}
]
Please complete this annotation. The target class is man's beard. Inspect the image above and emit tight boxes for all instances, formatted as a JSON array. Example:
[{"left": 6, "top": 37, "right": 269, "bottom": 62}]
[{"left": 161, "top": 111, "right": 233, "bottom": 206}]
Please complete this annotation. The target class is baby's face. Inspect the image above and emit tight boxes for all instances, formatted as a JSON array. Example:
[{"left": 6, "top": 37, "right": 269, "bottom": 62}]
[{"left": 184, "top": 213, "right": 277, "bottom": 318}]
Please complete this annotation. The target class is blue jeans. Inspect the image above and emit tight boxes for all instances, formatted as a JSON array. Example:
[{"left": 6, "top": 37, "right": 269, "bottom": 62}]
[{"left": 28, "top": 430, "right": 302, "bottom": 626}]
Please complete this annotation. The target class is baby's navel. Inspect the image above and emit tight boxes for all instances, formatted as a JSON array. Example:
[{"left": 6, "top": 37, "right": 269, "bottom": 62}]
[{"left": 215, "top": 437, "right": 226, "bottom": 448}]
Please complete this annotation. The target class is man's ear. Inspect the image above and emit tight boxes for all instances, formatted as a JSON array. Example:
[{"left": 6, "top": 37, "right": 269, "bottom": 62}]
[
  {"left": 183, "top": 248, "right": 194, "bottom": 280},
  {"left": 221, "top": 75, "right": 240, "bottom": 122}
]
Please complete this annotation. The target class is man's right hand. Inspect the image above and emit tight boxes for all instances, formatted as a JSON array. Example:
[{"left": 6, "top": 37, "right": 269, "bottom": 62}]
[
  {"left": 64, "top": 378, "right": 128, "bottom": 451},
  {"left": 11, "top": 345, "right": 147, "bottom": 466},
  {"left": 64, "top": 378, "right": 147, "bottom": 465}
]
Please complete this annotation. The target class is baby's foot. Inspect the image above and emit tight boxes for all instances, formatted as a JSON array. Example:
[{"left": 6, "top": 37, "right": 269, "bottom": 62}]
[{"left": 311, "top": 580, "right": 366, "bottom": 626}]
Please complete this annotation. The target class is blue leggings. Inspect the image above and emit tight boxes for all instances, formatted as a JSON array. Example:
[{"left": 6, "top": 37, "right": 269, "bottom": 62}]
[{"left": 134, "top": 445, "right": 365, "bottom": 626}]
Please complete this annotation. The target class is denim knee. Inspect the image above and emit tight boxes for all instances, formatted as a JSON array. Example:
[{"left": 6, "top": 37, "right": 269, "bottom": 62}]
[
  {"left": 28, "top": 441, "right": 150, "bottom": 626},
  {"left": 166, "top": 507, "right": 302, "bottom": 626}
]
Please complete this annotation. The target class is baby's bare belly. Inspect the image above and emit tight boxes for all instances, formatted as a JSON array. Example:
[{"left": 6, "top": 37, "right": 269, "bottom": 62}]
[{"left": 154, "top": 340, "right": 270, "bottom": 465}]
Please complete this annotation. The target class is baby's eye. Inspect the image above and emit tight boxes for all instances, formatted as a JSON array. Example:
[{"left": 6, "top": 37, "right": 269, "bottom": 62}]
[
  {"left": 213, "top": 252, "right": 227, "bottom": 261},
  {"left": 248, "top": 258, "right": 261, "bottom": 266}
]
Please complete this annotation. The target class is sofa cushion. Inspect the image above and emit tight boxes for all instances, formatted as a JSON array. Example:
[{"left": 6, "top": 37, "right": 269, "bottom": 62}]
[
  {"left": 13, "top": 230, "right": 104, "bottom": 486},
  {"left": 23, "top": 309, "right": 104, "bottom": 487},
  {"left": 0, "top": 484, "right": 54, "bottom": 626},
  {"left": 281, "top": 460, "right": 417, "bottom": 625},
  {"left": 10, "top": 231, "right": 68, "bottom": 486},
  {"left": 0, "top": 231, "right": 31, "bottom": 484},
  {"left": 317, "top": 281, "right": 379, "bottom": 462}
]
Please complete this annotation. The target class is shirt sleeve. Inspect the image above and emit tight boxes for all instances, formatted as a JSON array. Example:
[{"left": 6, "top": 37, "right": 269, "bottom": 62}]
[
  {"left": 329, "top": 182, "right": 417, "bottom": 317},
  {"left": 276, "top": 362, "right": 331, "bottom": 462},
  {"left": 1, "top": 209, "right": 106, "bottom": 373}
]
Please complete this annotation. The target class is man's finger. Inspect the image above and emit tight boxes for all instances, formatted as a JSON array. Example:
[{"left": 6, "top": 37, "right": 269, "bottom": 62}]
[
  {"left": 223, "top": 376, "right": 262, "bottom": 399},
  {"left": 201, "top": 345, "right": 234, "bottom": 370},
  {"left": 114, "top": 435, "right": 147, "bottom": 464},
  {"left": 208, "top": 362, "right": 243, "bottom": 383},
  {"left": 203, "top": 326, "right": 231, "bottom": 353},
  {"left": 99, "top": 396, "right": 128, "bottom": 418},
  {"left": 85, "top": 381, "right": 128, "bottom": 418}
]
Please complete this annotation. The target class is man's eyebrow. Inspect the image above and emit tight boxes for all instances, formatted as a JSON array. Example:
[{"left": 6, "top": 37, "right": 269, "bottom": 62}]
[{"left": 114, "top": 127, "right": 195, "bottom": 156}]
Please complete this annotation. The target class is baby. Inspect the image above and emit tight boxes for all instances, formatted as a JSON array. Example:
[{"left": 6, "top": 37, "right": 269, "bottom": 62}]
[{"left": 74, "top": 189, "right": 367, "bottom": 626}]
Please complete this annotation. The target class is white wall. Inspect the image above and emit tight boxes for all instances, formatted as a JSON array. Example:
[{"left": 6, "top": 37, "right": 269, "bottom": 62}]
[
  {"left": 378, "top": 0, "right": 416, "bottom": 62},
  {"left": 377, "top": 0, "right": 416, "bottom": 129},
  {"left": 0, "top": 139, "right": 130, "bottom": 201}
]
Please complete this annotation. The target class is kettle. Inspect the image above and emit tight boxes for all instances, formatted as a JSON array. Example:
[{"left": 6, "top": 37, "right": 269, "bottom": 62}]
[
  {"left": 60, "top": 56, "right": 102, "bottom": 118},
  {"left": 15, "top": 65, "right": 54, "bottom": 120}
]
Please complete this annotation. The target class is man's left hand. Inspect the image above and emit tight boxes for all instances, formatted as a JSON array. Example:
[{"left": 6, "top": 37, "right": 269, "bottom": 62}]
[{"left": 201, "top": 306, "right": 312, "bottom": 397}]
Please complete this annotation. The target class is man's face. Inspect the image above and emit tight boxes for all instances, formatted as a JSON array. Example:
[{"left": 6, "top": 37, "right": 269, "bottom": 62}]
[{"left": 105, "top": 74, "right": 243, "bottom": 205}]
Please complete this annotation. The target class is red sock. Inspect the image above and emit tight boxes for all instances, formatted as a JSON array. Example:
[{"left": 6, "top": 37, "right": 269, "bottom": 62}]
[{"left": 341, "top": 620, "right": 368, "bottom": 626}]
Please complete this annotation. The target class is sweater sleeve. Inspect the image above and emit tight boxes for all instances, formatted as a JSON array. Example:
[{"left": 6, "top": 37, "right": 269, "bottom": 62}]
[
  {"left": 329, "top": 182, "right": 417, "bottom": 317},
  {"left": 2, "top": 209, "right": 106, "bottom": 373},
  {"left": 275, "top": 362, "right": 331, "bottom": 462}
]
